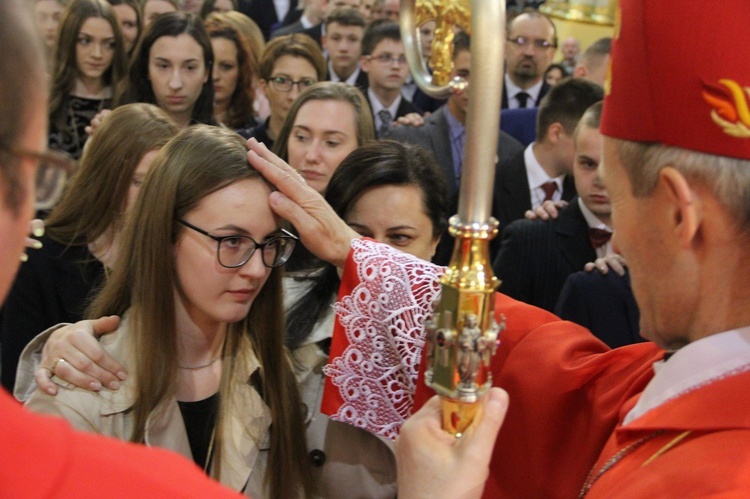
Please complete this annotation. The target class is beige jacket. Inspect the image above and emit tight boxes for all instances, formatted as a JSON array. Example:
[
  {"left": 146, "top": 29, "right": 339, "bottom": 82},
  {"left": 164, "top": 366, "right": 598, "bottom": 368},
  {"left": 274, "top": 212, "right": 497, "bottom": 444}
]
[
  {"left": 23, "top": 316, "right": 272, "bottom": 497},
  {"left": 284, "top": 276, "right": 397, "bottom": 499}
]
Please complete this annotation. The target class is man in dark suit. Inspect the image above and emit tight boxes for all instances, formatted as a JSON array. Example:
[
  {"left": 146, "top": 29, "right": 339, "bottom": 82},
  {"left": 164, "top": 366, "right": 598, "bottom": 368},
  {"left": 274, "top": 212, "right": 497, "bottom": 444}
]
[
  {"left": 321, "top": 8, "right": 368, "bottom": 93},
  {"left": 388, "top": 32, "right": 523, "bottom": 264},
  {"left": 239, "top": 0, "right": 298, "bottom": 40},
  {"left": 493, "top": 101, "right": 612, "bottom": 312},
  {"left": 491, "top": 78, "right": 603, "bottom": 262},
  {"left": 270, "top": 0, "right": 326, "bottom": 39},
  {"left": 555, "top": 268, "right": 643, "bottom": 348},
  {"left": 388, "top": 32, "right": 523, "bottom": 203},
  {"left": 360, "top": 21, "right": 422, "bottom": 138},
  {"left": 501, "top": 8, "right": 556, "bottom": 109}
]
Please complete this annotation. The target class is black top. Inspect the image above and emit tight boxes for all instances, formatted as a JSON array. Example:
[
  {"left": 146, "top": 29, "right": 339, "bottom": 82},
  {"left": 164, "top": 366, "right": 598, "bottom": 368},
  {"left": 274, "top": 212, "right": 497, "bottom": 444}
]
[
  {"left": 178, "top": 392, "right": 220, "bottom": 471},
  {"left": 238, "top": 117, "right": 275, "bottom": 150},
  {"left": 48, "top": 96, "right": 111, "bottom": 160},
  {"left": 1, "top": 236, "right": 105, "bottom": 391}
]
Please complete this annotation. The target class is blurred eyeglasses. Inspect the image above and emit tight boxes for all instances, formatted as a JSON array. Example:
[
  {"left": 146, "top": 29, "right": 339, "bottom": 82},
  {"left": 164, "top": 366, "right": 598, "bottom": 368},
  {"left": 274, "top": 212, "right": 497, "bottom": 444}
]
[
  {"left": 1, "top": 146, "right": 77, "bottom": 211},
  {"left": 507, "top": 36, "right": 556, "bottom": 50},
  {"left": 178, "top": 219, "right": 298, "bottom": 269},
  {"left": 267, "top": 76, "right": 317, "bottom": 93},
  {"left": 367, "top": 53, "right": 408, "bottom": 65}
]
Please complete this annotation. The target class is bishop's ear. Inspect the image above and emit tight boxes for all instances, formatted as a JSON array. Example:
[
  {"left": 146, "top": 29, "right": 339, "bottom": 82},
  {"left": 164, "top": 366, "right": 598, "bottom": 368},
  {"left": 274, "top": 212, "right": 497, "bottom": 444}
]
[{"left": 657, "top": 166, "right": 700, "bottom": 249}]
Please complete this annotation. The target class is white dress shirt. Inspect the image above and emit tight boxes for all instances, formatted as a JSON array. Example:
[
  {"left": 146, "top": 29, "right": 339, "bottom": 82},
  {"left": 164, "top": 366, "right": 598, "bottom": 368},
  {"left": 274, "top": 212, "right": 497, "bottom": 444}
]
[
  {"left": 624, "top": 326, "right": 750, "bottom": 425},
  {"left": 504, "top": 74, "right": 544, "bottom": 109},
  {"left": 578, "top": 197, "right": 613, "bottom": 258},
  {"left": 524, "top": 143, "right": 565, "bottom": 207}
]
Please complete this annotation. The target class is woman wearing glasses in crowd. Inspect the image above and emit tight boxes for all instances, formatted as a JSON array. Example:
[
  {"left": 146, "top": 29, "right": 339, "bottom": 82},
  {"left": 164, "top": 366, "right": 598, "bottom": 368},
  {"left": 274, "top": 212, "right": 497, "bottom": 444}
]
[
  {"left": 205, "top": 12, "right": 262, "bottom": 130},
  {"left": 116, "top": 11, "right": 217, "bottom": 129},
  {"left": 48, "top": 0, "right": 127, "bottom": 159},
  {"left": 239, "top": 33, "right": 326, "bottom": 149},
  {"left": 2, "top": 103, "right": 177, "bottom": 392},
  {"left": 23, "top": 138, "right": 448, "bottom": 499},
  {"left": 23, "top": 126, "right": 311, "bottom": 499}
]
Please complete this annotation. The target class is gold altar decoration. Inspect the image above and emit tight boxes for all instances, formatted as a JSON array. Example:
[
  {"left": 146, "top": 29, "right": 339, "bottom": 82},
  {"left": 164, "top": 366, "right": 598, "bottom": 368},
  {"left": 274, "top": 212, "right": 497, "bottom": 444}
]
[
  {"left": 540, "top": 0, "right": 616, "bottom": 26},
  {"left": 400, "top": 0, "right": 506, "bottom": 436}
]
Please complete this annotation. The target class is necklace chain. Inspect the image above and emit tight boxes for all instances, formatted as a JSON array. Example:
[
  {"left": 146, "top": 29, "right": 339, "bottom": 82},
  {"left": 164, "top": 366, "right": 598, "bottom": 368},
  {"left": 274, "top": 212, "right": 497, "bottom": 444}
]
[{"left": 178, "top": 355, "right": 222, "bottom": 370}]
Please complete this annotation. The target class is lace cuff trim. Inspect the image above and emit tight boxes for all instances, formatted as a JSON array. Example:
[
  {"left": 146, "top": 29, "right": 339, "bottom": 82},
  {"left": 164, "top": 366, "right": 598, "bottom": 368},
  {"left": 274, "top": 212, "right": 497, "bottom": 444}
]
[{"left": 323, "top": 239, "right": 444, "bottom": 439}]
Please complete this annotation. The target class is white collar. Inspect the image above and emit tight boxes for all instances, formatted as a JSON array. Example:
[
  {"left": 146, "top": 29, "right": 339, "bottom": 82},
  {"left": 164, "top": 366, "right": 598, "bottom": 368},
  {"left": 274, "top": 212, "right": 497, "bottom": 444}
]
[
  {"left": 368, "top": 87, "right": 401, "bottom": 120},
  {"left": 524, "top": 142, "right": 565, "bottom": 192},
  {"left": 624, "top": 326, "right": 750, "bottom": 425},
  {"left": 504, "top": 74, "right": 544, "bottom": 108},
  {"left": 328, "top": 60, "right": 361, "bottom": 86},
  {"left": 577, "top": 197, "right": 611, "bottom": 231},
  {"left": 299, "top": 15, "right": 314, "bottom": 29}
]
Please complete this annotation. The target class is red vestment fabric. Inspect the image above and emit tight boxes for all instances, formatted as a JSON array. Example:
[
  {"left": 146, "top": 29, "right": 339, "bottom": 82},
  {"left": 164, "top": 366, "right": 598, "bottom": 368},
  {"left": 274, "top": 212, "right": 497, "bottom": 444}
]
[
  {"left": 0, "top": 389, "right": 240, "bottom": 497},
  {"left": 322, "top": 241, "right": 750, "bottom": 497}
]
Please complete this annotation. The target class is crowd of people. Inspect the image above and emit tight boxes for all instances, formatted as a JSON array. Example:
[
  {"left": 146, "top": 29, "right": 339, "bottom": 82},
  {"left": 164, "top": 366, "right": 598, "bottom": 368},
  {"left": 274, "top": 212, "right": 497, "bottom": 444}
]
[{"left": 2, "top": 0, "right": 748, "bottom": 497}]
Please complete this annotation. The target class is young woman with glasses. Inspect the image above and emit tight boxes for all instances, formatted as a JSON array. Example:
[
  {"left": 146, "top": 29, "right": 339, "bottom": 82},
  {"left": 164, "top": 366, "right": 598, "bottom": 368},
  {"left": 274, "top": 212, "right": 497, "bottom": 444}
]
[
  {"left": 48, "top": 0, "right": 127, "bottom": 159},
  {"left": 239, "top": 33, "right": 326, "bottom": 150},
  {"left": 22, "top": 126, "right": 311, "bottom": 499}
]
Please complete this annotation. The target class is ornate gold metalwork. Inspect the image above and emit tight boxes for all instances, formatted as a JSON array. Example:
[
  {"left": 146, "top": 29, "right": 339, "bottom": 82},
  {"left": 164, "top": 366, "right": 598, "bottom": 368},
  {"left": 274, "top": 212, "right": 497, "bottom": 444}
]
[
  {"left": 540, "top": 0, "right": 616, "bottom": 26},
  {"left": 414, "top": 0, "right": 470, "bottom": 86},
  {"left": 401, "top": 0, "right": 506, "bottom": 435}
]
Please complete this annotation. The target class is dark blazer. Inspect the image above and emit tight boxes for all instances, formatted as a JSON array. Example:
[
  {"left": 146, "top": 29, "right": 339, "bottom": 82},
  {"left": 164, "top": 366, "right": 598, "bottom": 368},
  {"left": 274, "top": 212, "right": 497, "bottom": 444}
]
[
  {"left": 240, "top": 0, "right": 298, "bottom": 40},
  {"left": 491, "top": 147, "right": 577, "bottom": 234},
  {"left": 492, "top": 199, "right": 596, "bottom": 312},
  {"left": 500, "top": 107, "right": 538, "bottom": 146},
  {"left": 238, "top": 117, "right": 274, "bottom": 150},
  {"left": 326, "top": 67, "right": 369, "bottom": 94},
  {"left": 501, "top": 79, "right": 551, "bottom": 109},
  {"left": 387, "top": 106, "right": 524, "bottom": 265},
  {"left": 388, "top": 106, "right": 524, "bottom": 201},
  {"left": 270, "top": 19, "right": 308, "bottom": 39},
  {"left": 300, "top": 23, "right": 323, "bottom": 48},
  {"left": 366, "top": 94, "right": 422, "bottom": 138},
  {"left": 555, "top": 269, "right": 644, "bottom": 349},
  {"left": 0, "top": 236, "right": 105, "bottom": 391}
]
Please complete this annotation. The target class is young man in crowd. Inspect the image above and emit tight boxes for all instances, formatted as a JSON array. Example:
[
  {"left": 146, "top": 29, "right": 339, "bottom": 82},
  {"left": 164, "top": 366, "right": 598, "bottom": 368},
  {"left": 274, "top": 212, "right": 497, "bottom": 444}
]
[
  {"left": 322, "top": 7, "right": 368, "bottom": 91},
  {"left": 360, "top": 21, "right": 422, "bottom": 138}
]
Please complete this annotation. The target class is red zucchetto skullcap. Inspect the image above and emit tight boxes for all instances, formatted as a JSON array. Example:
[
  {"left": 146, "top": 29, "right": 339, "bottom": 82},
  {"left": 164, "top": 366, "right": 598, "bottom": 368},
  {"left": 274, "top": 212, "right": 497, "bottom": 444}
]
[{"left": 601, "top": 0, "right": 750, "bottom": 160}]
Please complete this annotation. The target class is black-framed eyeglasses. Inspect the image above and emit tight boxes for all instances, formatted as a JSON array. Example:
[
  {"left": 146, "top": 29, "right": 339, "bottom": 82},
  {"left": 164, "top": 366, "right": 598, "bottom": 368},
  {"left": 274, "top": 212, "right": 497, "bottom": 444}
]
[
  {"left": 367, "top": 53, "right": 408, "bottom": 65},
  {"left": 0, "top": 145, "right": 77, "bottom": 210},
  {"left": 507, "top": 36, "right": 556, "bottom": 50},
  {"left": 266, "top": 75, "right": 317, "bottom": 93},
  {"left": 178, "top": 219, "right": 298, "bottom": 269}
]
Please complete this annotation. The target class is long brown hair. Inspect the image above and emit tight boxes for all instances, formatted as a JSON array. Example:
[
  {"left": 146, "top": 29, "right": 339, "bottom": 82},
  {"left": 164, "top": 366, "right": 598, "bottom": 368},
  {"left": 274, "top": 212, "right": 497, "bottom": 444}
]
[
  {"left": 273, "top": 81, "right": 375, "bottom": 162},
  {"left": 88, "top": 126, "right": 311, "bottom": 498},
  {"left": 45, "top": 103, "right": 178, "bottom": 246},
  {"left": 204, "top": 12, "right": 257, "bottom": 129},
  {"left": 49, "top": 0, "right": 127, "bottom": 131}
]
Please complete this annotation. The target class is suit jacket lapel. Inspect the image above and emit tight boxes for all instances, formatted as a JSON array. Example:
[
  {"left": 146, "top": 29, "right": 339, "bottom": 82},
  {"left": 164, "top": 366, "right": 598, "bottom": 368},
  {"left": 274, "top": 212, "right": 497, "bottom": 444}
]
[
  {"left": 431, "top": 107, "right": 458, "bottom": 199},
  {"left": 555, "top": 200, "right": 597, "bottom": 270},
  {"left": 496, "top": 150, "right": 532, "bottom": 224},
  {"left": 561, "top": 173, "right": 578, "bottom": 201}
]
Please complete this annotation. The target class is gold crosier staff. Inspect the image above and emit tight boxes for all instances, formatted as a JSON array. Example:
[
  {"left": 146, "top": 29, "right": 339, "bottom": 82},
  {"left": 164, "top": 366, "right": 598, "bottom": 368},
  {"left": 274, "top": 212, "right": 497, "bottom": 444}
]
[{"left": 400, "top": 0, "right": 506, "bottom": 436}]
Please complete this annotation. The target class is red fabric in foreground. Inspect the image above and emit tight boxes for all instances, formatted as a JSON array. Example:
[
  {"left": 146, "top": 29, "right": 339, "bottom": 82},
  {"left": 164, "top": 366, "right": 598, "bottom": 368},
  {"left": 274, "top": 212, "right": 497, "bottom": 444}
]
[{"left": 0, "top": 389, "right": 240, "bottom": 498}]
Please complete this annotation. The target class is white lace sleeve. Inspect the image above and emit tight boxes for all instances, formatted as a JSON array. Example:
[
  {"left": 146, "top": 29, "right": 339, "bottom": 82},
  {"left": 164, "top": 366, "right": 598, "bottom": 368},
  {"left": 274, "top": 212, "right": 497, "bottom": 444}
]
[{"left": 323, "top": 239, "right": 445, "bottom": 439}]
